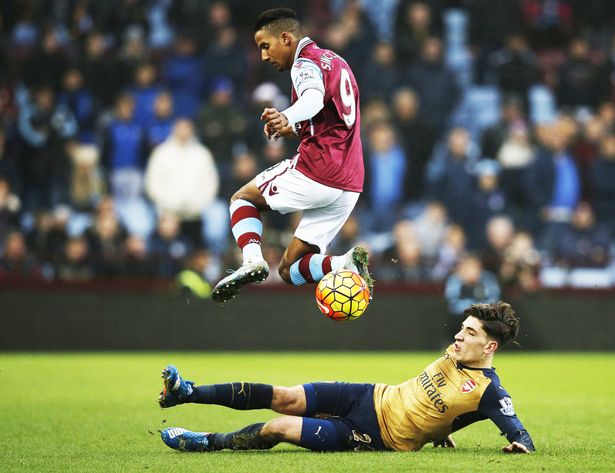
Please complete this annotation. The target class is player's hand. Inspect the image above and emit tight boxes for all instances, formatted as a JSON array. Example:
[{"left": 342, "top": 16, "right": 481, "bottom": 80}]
[
  {"left": 433, "top": 435, "right": 456, "bottom": 448},
  {"left": 261, "top": 107, "right": 289, "bottom": 133},
  {"left": 502, "top": 441, "right": 531, "bottom": 454},
  {"left": 263, "top": 123, "right": 274, "bottom": 140}
]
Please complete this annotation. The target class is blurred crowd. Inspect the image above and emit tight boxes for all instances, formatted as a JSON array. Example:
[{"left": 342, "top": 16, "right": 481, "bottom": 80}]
[{"left": 1, "top": 0, "right": 615, "bottom": 298}]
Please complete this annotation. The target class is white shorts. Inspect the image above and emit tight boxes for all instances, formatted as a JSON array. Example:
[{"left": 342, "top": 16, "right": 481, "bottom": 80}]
[{"left": 255, "top": 157, "right": 360, "bottom": 253}]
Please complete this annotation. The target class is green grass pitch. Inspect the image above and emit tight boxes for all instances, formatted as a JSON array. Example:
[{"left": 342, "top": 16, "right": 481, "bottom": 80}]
[{"left": 1, "top": 352, "right": 614, "bottom": 472}]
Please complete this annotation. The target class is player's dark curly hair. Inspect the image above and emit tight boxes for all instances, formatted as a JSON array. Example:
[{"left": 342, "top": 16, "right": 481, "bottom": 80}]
[
  {"left": 463, "top": 301, "right": 520, "bottom": 347},
  {"left": 254, "top": 8, "right": 300, "bottom": 34}
]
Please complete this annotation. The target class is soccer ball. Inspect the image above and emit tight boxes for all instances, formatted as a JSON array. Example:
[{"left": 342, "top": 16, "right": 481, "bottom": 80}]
[{"left": 315, "top": 270, "right": 370, "bottom": 321}]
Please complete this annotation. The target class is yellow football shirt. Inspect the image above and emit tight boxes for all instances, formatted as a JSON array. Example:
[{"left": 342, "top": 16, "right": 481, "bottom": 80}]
[{"left": 373, "top": 346, "right": 533, "bottom": 451}]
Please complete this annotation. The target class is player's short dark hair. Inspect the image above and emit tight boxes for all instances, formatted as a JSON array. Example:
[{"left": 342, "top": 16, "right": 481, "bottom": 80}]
[
  {"left": 254, "top": 8, "right": 300, "bottom": 35},
  {"left": 464, "top": 301, "right": 520, "bottom": 347}
]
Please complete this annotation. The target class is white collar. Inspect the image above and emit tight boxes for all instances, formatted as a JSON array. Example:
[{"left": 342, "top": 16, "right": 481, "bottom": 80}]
[{"left": 294, "top": 37, "right": 314, "bottom": 62}]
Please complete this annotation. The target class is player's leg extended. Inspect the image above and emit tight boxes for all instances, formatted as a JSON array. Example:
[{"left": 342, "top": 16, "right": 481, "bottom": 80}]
[
  {"left": 280, "top": 239, "right": 373, "bottom": 293},
  {"left": 159, "top": 364, "right": 307, "bottom": 414},
  {"left": 161, "top": 416, "right": 351, "bottom": 452},
  {"left": 212, "top": 180, "right": 270, "bottom": 303},
  {"left": 161, "top": 381, "right": 373, "bottom": 452}
]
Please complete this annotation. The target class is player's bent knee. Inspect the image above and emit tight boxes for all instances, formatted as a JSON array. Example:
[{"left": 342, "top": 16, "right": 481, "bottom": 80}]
[
  {"left": 261, "top": 416, "right": 301, "bottom": 442},
  {"left": 261, "top": 417, "right": 286, "bottom": 439},
  {"left": 230, "top": 190, "right": 246, "bottom": 204}
]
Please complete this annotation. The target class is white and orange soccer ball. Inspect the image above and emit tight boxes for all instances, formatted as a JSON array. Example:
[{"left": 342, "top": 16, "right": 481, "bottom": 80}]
[{"left": 315, "top": 270, "right": 370, "bottom": 321}]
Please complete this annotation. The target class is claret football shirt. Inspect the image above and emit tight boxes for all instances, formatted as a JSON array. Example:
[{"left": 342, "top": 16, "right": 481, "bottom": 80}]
[{"left": 288, "top": 37, "right": 364, "bottom": 193}]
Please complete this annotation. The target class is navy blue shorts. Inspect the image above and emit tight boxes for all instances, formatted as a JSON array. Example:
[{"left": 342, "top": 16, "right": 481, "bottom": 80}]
[{"left": 302, "top": 382, "right": 388, "bottom": 451}]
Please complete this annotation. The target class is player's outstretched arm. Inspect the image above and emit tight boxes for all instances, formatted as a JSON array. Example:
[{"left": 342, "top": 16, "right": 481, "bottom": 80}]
[
  {"left": 502, "top": 441, "right": 531, "bottom": 454},
  {"left": 477, "top": 381, "right": 536, "bottom": 453}
]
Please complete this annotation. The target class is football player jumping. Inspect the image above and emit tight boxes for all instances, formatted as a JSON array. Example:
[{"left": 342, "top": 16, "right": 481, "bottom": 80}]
[{"left": 212, "top": 8, "right": 373, "bottom": 303}]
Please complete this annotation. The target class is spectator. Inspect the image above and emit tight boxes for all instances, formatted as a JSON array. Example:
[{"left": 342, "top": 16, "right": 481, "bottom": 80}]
[
  {"left": 572, "top": 116, "right": 606, "bottom": 200},
  {"left": 427, "top": 128, "right": 477, "bottom": 231},
  {"left": 67, "top": 0, "right": 96, "bottom": 44},
  {"left": 0, "top": 230, "right": 43, "bottom": 280},
  {"left": 485, "top": 34, "right": 540, "bottom": 108},
  {"left": 120, "top": 234, "right": 153, "bottom": 276},
  {"left": 146, "top": 91, "right": 175, "bottom": 149},
  {"left": 590, "top": 134, "right": 615, "bottom": 232},
  {"left": 359, "top": 42, "right": 398, "bottom": 102},
  {"left": 58, "top": 67, "right": 98, "bottom": 144},
  {"left": 597, "top": 100, "right": 615, "bottom": 130},
  {"left": 365, "top": 122, "right": 407, "bottom": 232},
  {"left": 334, "top": 0, "right": 378, "bottom": 73},
  {"left": 378, "top": 220, "right": 427, "bottom": 282},
  {"left": 195, "top": 77, "right": 246, "bottom": 175},
  {"left": 556, "top": 37, "right": 608, "bottom": 109},
  {"left": 176, "top": 249, "right": 213, "bottom": 300},
  {"left": 466, "top": 0, "right": 524, "bottom": 83},
  {"left": 145, "top": 118, "right": 219, "bottom": 246},
  {"left": 203, "top": 26, "right": 247, "bottom": 100},
  {"left": 404, "top": 37, "right": 461, "bottom": 136},
  {"left": 149, "top": 213, "right": 193, "bottom": 278},
  {"left": 525, "top": 120, "right": 581, "bottom": 251},
  {"left": 411, "top": 201, "right": 449, "bottom": 265},
  {"left": 84, "top": 198, "right": 128, "bottom": 276},
  {"left": 55, "top": 236, "right": 94, "bottom": 281},
  {"left": 496, "top": 122, "right": 535, "bottom": 223},
  {"left": 390, "top": 88, "right": 435, "bottom": 201},
  {"left": 68, "top": 143, "right": 105, "bottom": 212},
  {"left": 360, "top": 98, "right": 391, "bottom": 130},
  {"left": 117, "top": 26, "right": 150, "bottom": 87},
  {"left": 393, "top": 1, "right": 441, "bottom": 65},
  {"left": 554, "top": 202, "right": 611, "bottom": 268},
  {"left": 21, "top": 28, "right": 68, "bottom": 92},
  {"left": 445, "top": 254, "right": 500, "bottom": 317},
  {"left": 245, "top": 82, "right": 289, "bottom": 151},
  {"left": 224, "top": 151, "right": 259, "bottom": 200},
  {"left": 161, "top": 33, "right": 204, "bottom": 119},
  {"left": 130, "top": 61, "right": 164, "bottom": 129},
  {"left": 26, "top": 208, "right": 69, "bottom": 269},
  {"left": 432, "top": 224, "right": 467, "bottom": 281},
  {"left": 481, "top": 96, "right": 526, "bottom": 159},
  {"left": 100, "top": 93, "right": 145, "bottom": 201},
  {"left": 79, "top": 31, "right": 124, "bottom": 108},
  {"left": 500, "top": 231, "right": 541, "bottom": 290},
  {"left": 481, "top": 215, "right": 515, "bottom": 276},
  {"left": 18, "top": 85, "right": 78, "bottom": 210},
  {"left": 468, "top": 160, "right": 507, "bottom": 249}
]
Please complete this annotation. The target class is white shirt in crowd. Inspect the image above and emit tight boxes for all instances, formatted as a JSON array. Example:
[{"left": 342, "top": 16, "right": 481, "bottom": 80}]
[{"left": 145, "top": 135, "right": 219, "bottom": 220}]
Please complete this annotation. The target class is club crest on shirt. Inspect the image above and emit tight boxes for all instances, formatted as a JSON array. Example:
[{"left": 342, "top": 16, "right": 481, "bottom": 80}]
[{"left": 461, "top": 379, "right": 478, "bottom": 393}]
